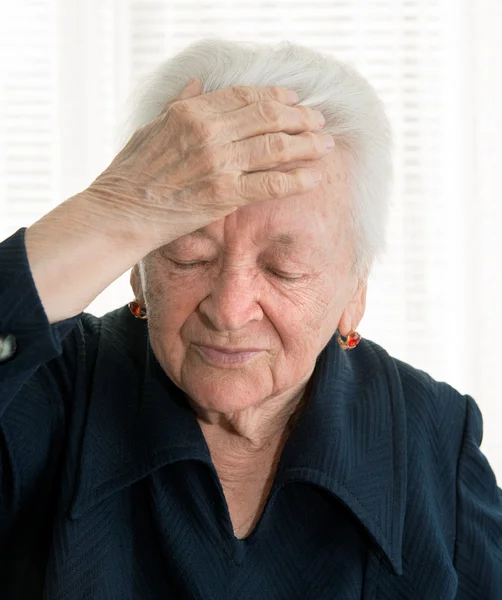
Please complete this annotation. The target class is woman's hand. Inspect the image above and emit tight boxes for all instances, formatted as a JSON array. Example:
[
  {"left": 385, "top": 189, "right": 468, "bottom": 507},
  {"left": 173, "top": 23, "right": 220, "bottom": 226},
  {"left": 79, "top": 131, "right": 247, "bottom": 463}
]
[{"left": 86, "top": 79, "right": 333, "bottom": 252}]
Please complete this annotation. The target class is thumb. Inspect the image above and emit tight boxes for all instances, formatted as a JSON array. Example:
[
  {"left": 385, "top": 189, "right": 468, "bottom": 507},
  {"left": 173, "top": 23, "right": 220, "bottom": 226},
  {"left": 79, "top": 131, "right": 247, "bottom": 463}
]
[
  {"left": 159, "top": 78, "right": 203, "bottom": 118},
  {"left": 176, "top": 78, "right": 203, "bottom": 101}
]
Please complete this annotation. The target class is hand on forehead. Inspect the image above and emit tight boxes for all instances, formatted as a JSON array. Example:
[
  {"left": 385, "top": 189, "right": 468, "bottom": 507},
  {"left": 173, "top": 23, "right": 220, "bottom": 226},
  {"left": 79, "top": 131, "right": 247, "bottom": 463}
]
[{"left": 235, "top": 149, "right": 348, "bottom": 232}]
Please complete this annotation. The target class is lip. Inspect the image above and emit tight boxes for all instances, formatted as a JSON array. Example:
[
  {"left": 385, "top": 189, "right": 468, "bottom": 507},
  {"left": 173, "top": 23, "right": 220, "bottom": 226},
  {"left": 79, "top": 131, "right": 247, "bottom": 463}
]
[
  {"left": 197, "top": 344, "right": 263, "bottom": 353},
  {"left": 194, "top": 344, "right": 263, "bottom": 366}
]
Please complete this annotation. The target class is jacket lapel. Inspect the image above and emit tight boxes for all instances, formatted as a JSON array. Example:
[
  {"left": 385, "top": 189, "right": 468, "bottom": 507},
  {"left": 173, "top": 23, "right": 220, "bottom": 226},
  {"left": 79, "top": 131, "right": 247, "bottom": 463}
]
[
  {"left": 68, "top": 307, "right": 211, "bottom": 520},
  {"left": 276, "top": 335, "right": 407, "bottom": 576}
]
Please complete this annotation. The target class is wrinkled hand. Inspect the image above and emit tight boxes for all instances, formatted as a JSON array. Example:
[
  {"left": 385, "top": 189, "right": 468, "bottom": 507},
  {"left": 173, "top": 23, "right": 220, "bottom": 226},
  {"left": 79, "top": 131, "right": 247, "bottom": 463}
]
[{"left": 86, "top": 79, "right": 334, "bottom": 251}]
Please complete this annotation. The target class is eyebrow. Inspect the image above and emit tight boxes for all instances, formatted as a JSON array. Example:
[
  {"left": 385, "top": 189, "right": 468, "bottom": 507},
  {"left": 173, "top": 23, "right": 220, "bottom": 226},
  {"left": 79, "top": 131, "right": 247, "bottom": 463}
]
[
  {"left": 188, "top": 230, "right": 300, "bottom": 246},
  {"left": 266, "top": 233, "right": 300, "bottom": 246}
]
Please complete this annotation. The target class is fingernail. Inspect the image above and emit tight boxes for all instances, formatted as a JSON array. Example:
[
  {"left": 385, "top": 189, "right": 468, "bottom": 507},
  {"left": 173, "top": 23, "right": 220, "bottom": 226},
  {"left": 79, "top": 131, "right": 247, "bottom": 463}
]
[
  {"left": 187, "top": 78, "right": 197, "bottom": 87},
  {"left": 288, "top": 90, "right": 300, "bottom": 104},
  {"left": 311, "top": 170, "right": 322, "bottom": 183},
  {"left": 324, "top": 135, "right": 335, "bottom": 149},
  {"left": 316, "top": 111, "right": 326, "bottom": 127}
]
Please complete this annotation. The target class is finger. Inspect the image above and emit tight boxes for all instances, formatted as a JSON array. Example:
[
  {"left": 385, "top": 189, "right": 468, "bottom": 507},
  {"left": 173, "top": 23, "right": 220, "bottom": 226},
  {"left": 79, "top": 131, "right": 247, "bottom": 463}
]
[
  {"left": 195, "top": 85, "right": 300, "bottom": 114},
  {"left": 231, "top": 131, "right": 335, "bottom": 172},
  {"left": 237, "top": 168, "right": 322, "bottom": 204},
  {"left": 219, "top": 101, "right": 325, "bottom": 142},
  {"left": 158, "top": 79, "right": 203, "bottom": 117},
  {"left": 176, "top": 78, "right": 203, "bottom": 101}
]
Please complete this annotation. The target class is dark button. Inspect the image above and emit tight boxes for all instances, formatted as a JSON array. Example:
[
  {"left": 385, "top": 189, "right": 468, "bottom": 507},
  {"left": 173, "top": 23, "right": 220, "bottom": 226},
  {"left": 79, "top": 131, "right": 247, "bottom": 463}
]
[{"left": 0, "top": 334, "right": 17, "bottom": 364}]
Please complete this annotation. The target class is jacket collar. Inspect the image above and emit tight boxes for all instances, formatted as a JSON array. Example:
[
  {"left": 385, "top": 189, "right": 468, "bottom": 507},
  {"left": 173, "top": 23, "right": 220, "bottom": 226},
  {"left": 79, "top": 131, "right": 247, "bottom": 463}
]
[
  {"left": 274, "top": 336, "right": 407, "bottom": 576},
  {"left": 69, "top": 305, "right": 407, "bottom": 576}
]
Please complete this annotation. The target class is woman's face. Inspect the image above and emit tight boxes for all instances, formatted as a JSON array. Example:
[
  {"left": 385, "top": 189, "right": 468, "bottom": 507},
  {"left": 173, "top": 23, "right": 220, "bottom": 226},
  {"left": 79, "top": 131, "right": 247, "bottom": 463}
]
[{"left": 132, "top": 150, "right": 367, "bottom": 413}]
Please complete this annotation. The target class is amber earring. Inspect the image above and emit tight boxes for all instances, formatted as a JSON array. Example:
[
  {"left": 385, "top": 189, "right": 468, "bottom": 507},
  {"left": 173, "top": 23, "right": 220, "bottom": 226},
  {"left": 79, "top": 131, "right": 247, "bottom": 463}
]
[
  {"left": 128, "top": 300, "right": 148, "bottom": 320},
  {"left": 337, "top": 330, "right": 361, "bottom": 350}
]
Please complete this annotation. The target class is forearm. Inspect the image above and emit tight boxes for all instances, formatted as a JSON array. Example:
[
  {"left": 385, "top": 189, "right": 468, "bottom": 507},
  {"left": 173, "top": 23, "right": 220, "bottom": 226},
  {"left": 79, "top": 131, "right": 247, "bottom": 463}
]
[{"left": 24, "top": 192, "right": 151, "bottom": 324}]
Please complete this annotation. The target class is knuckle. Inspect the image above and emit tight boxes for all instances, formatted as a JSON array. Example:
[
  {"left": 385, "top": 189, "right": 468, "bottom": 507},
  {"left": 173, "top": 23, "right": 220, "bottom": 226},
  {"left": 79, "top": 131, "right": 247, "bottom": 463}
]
[
  {"left": 198, "top": 147, "right": 222, "bottom": 173},
  {"left": 206, "top": 177, "right": 223, "bottom": 198},
  {"left": 296, "top": 104, "right": 312, "bottom": 124},
  {"left": 257, "top": 100, "right": 283, "bottom": 126},
  {"left": 264, "top": 172, "right": 288, "bottom": 198},
  {"left": 192, "top": 119, "right": 215, "bottom": 142},
  {"left": 233, "top": 86, "right": 260, "bottom": 105},
  {"left": 208, "top": 174, "right": 234, "bottom": 198},
  {"left": 169, "top": 99, "right": 190, "bottom": 118},
  {"left": 302, "top": 131, "right": 318, "bottom": 149},
  {"left": 270, "top": 86, "right": 288, "bottom": 102},
  {"left": 267, "top": 132, "right": 290, "bottom": 159}
]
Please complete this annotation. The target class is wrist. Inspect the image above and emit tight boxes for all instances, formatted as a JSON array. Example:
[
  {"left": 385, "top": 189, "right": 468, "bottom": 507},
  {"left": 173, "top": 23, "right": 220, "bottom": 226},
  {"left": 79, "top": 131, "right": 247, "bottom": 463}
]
[{"left": 75, "top": 189, "right": 155, "bottom": 261}]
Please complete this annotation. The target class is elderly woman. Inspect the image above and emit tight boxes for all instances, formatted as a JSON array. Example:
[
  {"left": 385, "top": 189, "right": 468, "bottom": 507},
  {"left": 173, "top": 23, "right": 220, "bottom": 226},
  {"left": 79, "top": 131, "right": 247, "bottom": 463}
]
[{"left": 0, "top": 38, "right": 500, "bottom": 600}]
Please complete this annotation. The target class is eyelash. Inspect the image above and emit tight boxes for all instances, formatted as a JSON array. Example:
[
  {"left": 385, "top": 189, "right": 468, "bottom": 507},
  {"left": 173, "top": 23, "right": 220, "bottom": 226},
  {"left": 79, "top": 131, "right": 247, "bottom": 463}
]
[
  {"left": 171, "top": 260, "right": 208, "bottom": 270},
  {"left": 266, "top": 268, "right": 302, "bottom": 281},
  {"left": 170, "top": 260, "right": 302, "bottom": 281}
]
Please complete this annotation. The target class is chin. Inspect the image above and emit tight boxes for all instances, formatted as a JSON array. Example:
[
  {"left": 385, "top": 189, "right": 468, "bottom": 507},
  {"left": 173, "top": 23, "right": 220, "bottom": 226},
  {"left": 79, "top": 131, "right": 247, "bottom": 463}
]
[
  {"left": 173, "top": 345, "right": 279, "bottom": 414},
  {"left": 181, "top": 365, "right": 270, "bottom": 414}
]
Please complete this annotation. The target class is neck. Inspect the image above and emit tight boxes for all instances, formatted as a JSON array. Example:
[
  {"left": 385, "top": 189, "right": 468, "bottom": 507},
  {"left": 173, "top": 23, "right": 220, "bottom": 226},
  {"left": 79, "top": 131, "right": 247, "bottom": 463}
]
[
  {"left": 191, "top": 379, "right": 314, "bottom": 538},
  {"left": 192, "top": 378, "right": 312, "bottom": 454}
]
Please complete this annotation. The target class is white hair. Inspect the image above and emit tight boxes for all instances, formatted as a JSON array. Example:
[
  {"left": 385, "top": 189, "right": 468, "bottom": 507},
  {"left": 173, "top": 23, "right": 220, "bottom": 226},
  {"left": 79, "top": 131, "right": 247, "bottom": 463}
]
[{"left": 120, "top": 38, "right": 393, "bottom": 282}]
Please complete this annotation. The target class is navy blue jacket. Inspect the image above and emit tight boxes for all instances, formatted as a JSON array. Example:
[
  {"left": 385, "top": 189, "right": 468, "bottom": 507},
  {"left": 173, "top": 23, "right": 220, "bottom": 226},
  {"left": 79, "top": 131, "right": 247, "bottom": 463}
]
[{"left": 1, "top": 227, "right": 501, "bottom": 599}]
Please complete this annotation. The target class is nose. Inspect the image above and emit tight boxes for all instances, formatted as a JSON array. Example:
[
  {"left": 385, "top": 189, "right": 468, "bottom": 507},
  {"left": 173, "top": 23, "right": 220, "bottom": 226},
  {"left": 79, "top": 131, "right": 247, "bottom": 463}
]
[{"left": 198, "top": 268, "right": 263, "bottom": 332}]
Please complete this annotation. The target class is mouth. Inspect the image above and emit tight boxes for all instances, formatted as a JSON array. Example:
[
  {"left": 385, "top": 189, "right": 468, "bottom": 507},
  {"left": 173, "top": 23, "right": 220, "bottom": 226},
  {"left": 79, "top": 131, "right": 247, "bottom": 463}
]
[{"left": 193, "top": 344, "right": 263, "bottom": 366}]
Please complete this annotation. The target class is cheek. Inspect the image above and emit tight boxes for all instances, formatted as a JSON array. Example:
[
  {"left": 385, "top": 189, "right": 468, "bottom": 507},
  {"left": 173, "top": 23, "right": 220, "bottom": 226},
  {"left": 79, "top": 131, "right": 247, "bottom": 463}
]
[
  {"left": 145, "top": 272, "right": 208, "bottom": 380},
  {"left": 168, "top": 284, "right": 202, "bottom": 323},
  {"left": 265, "top": 281, "right": 338, "bottom": 353},
  {"left": 144, "top": 268, "right": 207, "bottom": 331}
]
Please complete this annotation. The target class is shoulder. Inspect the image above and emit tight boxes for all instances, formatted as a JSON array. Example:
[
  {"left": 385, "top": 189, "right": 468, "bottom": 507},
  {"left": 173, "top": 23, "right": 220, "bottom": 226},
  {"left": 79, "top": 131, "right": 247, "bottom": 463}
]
[
  {"left": 353, "top": 339, "right": 469, "bottom": 566},
  {"left": 355, "top": 336, "right": 468, "bottom": 432},
  {"left": 59, "top": 304, "right": 139, "bottom": 361},
  {"left": 346, "top": 336, "right": 469, "bottom": 482},
  {"left": 46, "top": 304, "right": 142, "bottom": 400}
]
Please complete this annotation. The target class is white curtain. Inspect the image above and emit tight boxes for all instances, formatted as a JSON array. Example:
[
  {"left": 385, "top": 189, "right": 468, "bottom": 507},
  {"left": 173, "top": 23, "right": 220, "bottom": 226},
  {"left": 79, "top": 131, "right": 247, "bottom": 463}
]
[{"left": 1, "top": 0, "right": 501, "bottom": 479}]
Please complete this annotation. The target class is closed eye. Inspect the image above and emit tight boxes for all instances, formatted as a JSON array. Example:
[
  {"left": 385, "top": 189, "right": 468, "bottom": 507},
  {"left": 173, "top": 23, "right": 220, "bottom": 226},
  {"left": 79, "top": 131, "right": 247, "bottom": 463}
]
[
  {"left": 169, "top": 259, "right": 303, "bottom": 281},
  {"left": 267, "top": 268, "right": 303, "bottom": 281},
  {"left": 170, "top": 260, "right": 209, "bottom": 269}
]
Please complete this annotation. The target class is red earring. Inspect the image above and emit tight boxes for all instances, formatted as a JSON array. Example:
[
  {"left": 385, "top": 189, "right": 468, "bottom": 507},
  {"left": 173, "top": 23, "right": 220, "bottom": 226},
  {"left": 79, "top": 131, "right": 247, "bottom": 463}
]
[
  {"left": 337, "top": 330, "right": 361, "bottom": 350},
  {"left": 128, "top": 300, "right": 148, "bottom": 320}
]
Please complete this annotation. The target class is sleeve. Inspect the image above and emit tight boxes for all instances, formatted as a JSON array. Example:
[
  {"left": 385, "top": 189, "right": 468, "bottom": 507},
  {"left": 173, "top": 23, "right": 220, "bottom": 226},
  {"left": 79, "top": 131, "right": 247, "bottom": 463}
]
[
  {"left": 0, "top": 227, "right": 83, "bottom": 408},
  {"left": 0, "top": 227, "right": 84, "bottom": 540},
  {"left": 454, "top": 393, "right": 502, "bottom": 598}
]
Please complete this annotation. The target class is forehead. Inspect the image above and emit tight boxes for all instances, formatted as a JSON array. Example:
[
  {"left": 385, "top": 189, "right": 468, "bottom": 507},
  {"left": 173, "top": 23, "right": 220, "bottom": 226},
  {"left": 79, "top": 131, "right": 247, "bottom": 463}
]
[{"left": 201, "top": 149, "right": 351, "bottom": 249}]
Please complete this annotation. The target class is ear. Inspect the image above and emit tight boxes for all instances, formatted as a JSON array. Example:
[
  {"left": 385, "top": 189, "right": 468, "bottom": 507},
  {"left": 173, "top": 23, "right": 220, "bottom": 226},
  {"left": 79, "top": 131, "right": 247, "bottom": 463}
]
[
  {"left": 130, "top": 264, "right": 145, "bottom": 303},
  {"left": 338, "top": 280, "right": 367, "bottom": 337}
]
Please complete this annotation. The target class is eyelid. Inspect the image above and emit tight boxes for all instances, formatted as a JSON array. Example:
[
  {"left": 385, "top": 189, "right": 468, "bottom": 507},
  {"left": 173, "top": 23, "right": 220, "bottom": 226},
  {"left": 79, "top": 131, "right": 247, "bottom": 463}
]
[
  {"left": 168, "top": 257, "right": 305, "bottom": 280},
  {"left": 169, "top": 259, "right": 209, "bottom": 268},
  {"left": 268, "top": 268, "right": 304, "bottom": 281}
]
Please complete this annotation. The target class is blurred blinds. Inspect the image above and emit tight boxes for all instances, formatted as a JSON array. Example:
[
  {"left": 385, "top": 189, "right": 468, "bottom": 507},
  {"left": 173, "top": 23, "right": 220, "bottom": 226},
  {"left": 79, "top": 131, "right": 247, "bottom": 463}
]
[
  {"left": 0, "top": 0, "right": 59, "bottom": 235},
  {"left": 1, "top": 0, "right": 501, "bottom": 477}
]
